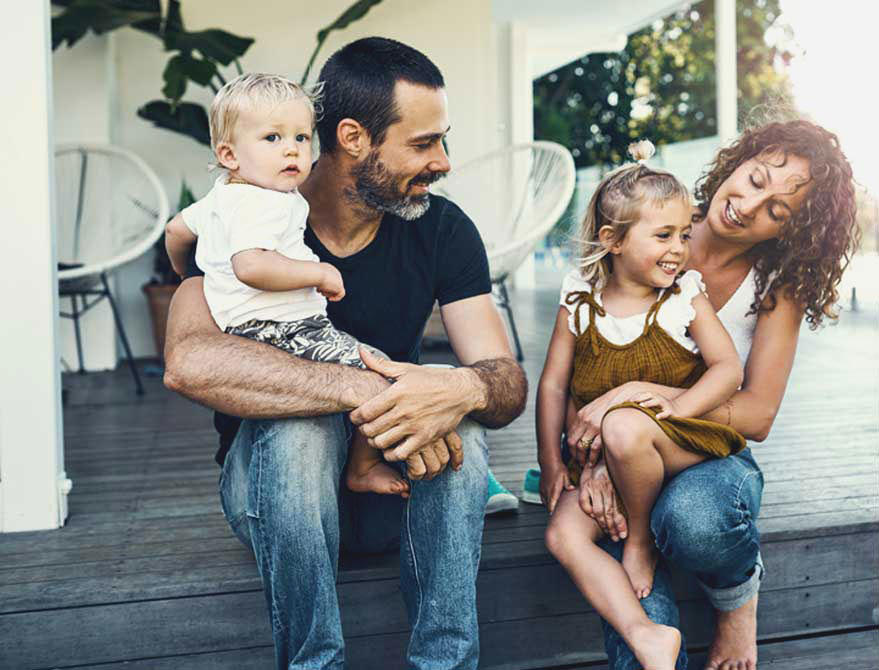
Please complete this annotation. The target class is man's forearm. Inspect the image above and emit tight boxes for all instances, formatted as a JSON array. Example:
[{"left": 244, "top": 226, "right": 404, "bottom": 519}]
[
  {"left": 165, "top": 328, "right": 388, "bottom": 418},
  {"left": 163, "top": 277, "right": 390, "bottom": 418},
  {"left": 463, "top": 357, "right": 528, "bottom": 429},
  {"left": 165, "top": 298, "right": 389, "bottom": 418}
]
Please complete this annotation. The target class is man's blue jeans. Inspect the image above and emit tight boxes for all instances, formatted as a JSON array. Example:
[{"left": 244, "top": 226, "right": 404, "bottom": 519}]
[
  {"left": 219, "top": 413, "right": 489, "bottom": 670},
  {"left": 600, "top": 448, "right": 765, "bottom": 670}
]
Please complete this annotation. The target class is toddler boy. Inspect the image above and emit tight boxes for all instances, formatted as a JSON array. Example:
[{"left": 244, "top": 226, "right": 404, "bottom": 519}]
[{"left": 165, "top": 73, "right": 408, "bottom": 497}]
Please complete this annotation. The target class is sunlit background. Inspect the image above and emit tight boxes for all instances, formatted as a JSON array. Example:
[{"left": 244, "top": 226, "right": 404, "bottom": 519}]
[
  {"left": 782, "top": 0, "right": 878, "bottom": 195},
  {"left": 532, "top": 0, "right": 879, "bottom": 281}
]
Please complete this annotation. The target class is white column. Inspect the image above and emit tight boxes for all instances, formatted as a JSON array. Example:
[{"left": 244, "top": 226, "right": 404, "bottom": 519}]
[
  {"left": 500, "top": 22, "right": 538, "bottom": 289},
  {"left": 507, "top": 22, "right": 534, "bottom": 147},
  {"left": 0, "top": 0, "right": 68, "bottom": 531},
  {"left": 715, "top": 0, "right": 738, "bottom": 145}
]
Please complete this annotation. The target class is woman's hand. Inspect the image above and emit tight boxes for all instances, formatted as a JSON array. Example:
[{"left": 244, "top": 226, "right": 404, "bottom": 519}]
[
  {"left": 578, "top": 462, "right": 628, "bottom": 542},
  {"left": 539, "top": 461, "right": 574, "bottom": 514},
  {"left": 567, "top": 382, "right": 647, "bottom": 467},
  {"left": 631, "top": 390, "right": 681, "bottom": 420}
]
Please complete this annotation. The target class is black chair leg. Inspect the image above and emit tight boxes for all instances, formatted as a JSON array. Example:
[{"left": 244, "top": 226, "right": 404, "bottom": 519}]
[
  {"left": 101, "top": 273, "right": 145, "bottom": 395},
  {"left": 497, "top": 280, "right": 524, "bottom": 362},
  {"left": 70, "top": 294, "right": 86, "bottom": 373}
]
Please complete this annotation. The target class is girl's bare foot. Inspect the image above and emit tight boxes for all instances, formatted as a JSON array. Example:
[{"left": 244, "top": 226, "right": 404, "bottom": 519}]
[
  {"left": 705, "top": 594, "right": 758, "bottom": 670},
  {"left": 346, "top": 462, "right": 410, "bottom": 497},
  {"left": 627, "top": 621, "right": 681, "bottom": 670},
  {"left": 622, "top": 539, "right": 658, "bottom": 599}
]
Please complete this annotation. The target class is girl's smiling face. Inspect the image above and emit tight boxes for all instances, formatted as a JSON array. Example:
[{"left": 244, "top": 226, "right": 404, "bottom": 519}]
[
  {"left": 706, "top": 150, "right": 812, "bottom": 245},
  {"left": 605, "top": 196, "right": 693, "bottom": 291}
]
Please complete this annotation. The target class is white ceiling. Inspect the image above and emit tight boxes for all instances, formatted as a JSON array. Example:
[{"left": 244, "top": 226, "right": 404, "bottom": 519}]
[{"left": 493, "top": 0, "right": 691, "bottom": 78}]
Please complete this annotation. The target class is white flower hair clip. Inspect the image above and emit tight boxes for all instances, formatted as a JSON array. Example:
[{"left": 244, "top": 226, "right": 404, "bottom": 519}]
[{"left": 627, "top": 139, "right": 656, "bottom": 163}]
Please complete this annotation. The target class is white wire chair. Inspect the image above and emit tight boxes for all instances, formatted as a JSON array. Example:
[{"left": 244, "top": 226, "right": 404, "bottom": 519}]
[
  {"left": 55, "top": 143, "right": 170, "bottom": 394},
  {"left": 434, "top": 141, "right": 576, "bottom": 360}
]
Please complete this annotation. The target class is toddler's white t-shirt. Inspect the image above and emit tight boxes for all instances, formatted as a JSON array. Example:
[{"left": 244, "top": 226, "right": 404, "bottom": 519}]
[{"left": 181, "top": 177, "right": 327, "bottom": 330}]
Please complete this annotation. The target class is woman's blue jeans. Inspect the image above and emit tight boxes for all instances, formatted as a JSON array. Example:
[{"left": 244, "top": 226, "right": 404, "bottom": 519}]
[
  {"left": 219, "top": 414, "right": 489, "bottom": 670},
  {"left": 601, "top": 447, "right": 765, "bottom": 670}
]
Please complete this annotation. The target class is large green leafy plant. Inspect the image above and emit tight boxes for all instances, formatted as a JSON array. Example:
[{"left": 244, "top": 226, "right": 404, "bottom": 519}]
[
  {"left": 52, "top": 0, "right": 384, "bottom": 147},
  {"left": 53, "top": 0, "right": 385, "bottom": 283}
]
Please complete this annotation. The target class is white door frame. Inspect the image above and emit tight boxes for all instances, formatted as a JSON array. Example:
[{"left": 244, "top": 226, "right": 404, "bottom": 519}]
[{"left": 0, "top": 0, "right": 68, "bottom": 532}]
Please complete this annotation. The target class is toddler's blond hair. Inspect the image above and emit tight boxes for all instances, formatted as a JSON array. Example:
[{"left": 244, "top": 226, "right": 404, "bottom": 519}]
[{"left": 209, "top": 73, "right": 322, "bottom": 154}]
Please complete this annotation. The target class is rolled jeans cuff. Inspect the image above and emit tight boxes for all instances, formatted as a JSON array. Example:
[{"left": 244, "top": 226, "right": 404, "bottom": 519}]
[{"left": 698, "top": 551, "right": 764, "bottom": 612}]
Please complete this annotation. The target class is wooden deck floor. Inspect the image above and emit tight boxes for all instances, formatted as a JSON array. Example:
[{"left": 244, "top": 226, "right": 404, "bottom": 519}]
[{"left": 1, "top": 280, "right": 877, "bottom": 669}]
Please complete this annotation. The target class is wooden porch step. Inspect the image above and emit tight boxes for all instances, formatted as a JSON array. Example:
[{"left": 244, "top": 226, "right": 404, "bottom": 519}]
[
  {"left": 11, "top": 621, "right": 878, "bottom": 669},
  {"left": 2, "top": 511, "right": 876, "bottom": 669},
  {"left": 3, "top": 292, "right": 875, "bottom": 669},
  {"left": 583, "top": 628, "right": 879, "bottom": 670}
]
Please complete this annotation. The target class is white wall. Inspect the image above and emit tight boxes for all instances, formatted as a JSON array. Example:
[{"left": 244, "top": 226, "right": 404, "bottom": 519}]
[
  {"left": 1, "top": 1, "right": 67, "bottom": 531},
  {"left": 53, "top": 33, "right": 118, "bottom": 370},
  {"left": 53, "top": 0, "right": 503, "bottom": 361}
]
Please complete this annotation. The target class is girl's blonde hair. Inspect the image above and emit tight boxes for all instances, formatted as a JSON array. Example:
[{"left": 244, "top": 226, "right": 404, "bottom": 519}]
[
  {"left": 209, "top": 73, "right": 323, "bottom": 154},
  {"left": 576, "top": 141, "right": 690, "bottom": 289}
]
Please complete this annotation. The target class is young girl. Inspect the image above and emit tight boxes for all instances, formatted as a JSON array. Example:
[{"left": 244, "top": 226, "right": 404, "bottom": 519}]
[
  {"left": 537, "top": 141, "right": 746, "bottom": 669},
  {"left": 165, "top": 73, "right": 408, "bottom": 497}
]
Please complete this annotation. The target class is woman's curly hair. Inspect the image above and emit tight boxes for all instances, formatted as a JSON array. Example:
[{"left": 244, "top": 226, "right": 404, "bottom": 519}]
[{"left": 693, "top": 119, "right": 859, "bottom": 328}]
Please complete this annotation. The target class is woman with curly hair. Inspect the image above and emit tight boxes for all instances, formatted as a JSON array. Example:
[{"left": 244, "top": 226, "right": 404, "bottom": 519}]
[{"left": 563, "top": 119, "right": 859, "bottom": 670}]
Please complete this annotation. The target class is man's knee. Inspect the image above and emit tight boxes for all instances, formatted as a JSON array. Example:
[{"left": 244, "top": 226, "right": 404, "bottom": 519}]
[
  {"left": 453, "top": 417, "right": 488, "bottom": 479},
  {"left": 248, "top": 415, "right": 348, "bottom": 512},
  {"left": 254, "top": 414, "right": 347, "bottom": 470},
  {"left": 416, "top": 418, "right": 487, "bottom": 503}
]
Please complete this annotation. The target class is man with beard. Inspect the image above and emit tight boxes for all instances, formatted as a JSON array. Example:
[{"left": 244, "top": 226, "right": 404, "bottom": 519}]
[{"left": 163, "top": 37, "right": 527, "bottom": 670}]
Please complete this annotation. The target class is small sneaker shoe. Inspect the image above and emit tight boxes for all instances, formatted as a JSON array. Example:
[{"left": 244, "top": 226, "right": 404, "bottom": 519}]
[
  {"left": 485, "top": 469, "right": 519, "bottom": 515},
  {"left": 520, "top": 468, "right": 542, "bottom": 505}
]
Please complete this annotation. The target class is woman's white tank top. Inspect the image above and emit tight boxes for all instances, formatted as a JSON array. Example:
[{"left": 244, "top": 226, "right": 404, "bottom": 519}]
[{"left": 716, "top": 266, "right": 769, "bottom": 367}]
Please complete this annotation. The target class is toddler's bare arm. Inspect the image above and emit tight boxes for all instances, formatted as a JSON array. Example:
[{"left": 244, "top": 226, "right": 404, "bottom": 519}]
[
  {"left": 165, "top": 214, "right": 197, "bottom": 278},
  {"left": 231, "top": 249, "right": 344, "bottom": 301}
]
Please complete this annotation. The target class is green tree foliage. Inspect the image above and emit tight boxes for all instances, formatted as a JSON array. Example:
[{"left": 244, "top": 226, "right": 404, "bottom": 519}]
[{"left": 534, "top": 0, "right": 796, "bottom": 168}]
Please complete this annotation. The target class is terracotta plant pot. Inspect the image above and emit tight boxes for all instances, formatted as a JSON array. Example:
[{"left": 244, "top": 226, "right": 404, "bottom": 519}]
[{"left": 142, "top": 283, "right": 178, "bottom": 359}]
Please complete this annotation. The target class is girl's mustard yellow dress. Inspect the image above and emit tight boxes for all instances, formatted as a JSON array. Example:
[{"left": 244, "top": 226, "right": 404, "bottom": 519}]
[{"left": 563, "top": 271, "right": 746, "bottom": 485}]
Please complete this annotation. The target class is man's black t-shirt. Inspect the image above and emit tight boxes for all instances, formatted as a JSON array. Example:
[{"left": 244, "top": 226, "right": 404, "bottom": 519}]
[{"left": 202, "top": 194, "right": 491, "bottom": 465}]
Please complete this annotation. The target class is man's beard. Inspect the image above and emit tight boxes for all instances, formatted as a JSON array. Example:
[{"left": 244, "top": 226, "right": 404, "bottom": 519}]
[{"left": 350, "top": 150, "right": 443, "bottom": 221}]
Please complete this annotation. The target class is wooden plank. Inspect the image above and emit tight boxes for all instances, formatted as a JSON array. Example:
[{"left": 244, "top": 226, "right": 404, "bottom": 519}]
[
  {"left": 586, "top": 629, "right": 879, "bottom": 670},
  {"left": 1, "top": 549, "right": 875, "bottom": 667},
  {"left": 3, "top": 284, "right": 871, "bottom": 670},
  {"left": 2, "top": 502, "right": 875, "bottom": 614}
]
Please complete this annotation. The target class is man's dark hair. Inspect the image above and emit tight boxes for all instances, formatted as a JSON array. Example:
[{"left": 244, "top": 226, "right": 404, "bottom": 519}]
[{"left": 316, "top": 37, "right": 445, "bottom": 154}]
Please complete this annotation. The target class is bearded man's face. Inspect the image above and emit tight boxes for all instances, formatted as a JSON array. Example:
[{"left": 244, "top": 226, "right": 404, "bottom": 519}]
[{"left": 350, "top": 81, "right": 451, "bottom": 220}]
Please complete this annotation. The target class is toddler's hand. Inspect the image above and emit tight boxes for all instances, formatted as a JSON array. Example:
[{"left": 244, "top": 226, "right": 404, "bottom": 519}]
[
  {"left": 539, "top": 461, "right": 574, "bottom": 514},
  {"left": 632, "top": 391, "right": 679, "bottom": 420},
  {"left": 317, "top": 262, "right": 345, "bottom": 302}
]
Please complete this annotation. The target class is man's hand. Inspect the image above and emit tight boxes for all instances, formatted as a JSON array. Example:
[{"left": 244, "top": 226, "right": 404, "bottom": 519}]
[
  {"left": 539, "top": 461, "right": 574, "bottom": 514},
  {"left": 350, "top": 349, "right": 476, "bottom": 463},
  {"left": 403, "top": 431, "right": 463, "bottom": 480},
  {"left": 578, "top": 462, "right": 628, "bottom": 542}
]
